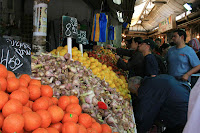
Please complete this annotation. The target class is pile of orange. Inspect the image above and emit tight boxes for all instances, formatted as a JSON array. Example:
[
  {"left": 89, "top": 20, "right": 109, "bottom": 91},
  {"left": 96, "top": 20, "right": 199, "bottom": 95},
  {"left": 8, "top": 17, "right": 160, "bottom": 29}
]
[{"left": 0, "top": 64, "right": 116, "bottom": 133}]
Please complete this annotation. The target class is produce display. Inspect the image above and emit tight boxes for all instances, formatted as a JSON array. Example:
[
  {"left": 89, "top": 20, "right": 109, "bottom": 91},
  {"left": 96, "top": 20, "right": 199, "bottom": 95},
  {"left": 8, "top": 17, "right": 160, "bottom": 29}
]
[
  {"left": 87, "top": 47, "right": 128, "bottom": 79},
  {"left": 31, "top": 52, "right": 135, "bottom": 132},
  {"left": 0, "top": 64, "right": 114, "bottom": 133},
  {"left": 50, "top": 46, "right": 131, "bottom": 99}
]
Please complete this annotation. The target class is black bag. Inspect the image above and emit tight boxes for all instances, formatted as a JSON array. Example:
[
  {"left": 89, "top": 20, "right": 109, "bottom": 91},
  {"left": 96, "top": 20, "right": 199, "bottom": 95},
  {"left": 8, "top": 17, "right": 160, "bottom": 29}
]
[{"left": 154, "top": 54, "right": 167, "bottom": 74}]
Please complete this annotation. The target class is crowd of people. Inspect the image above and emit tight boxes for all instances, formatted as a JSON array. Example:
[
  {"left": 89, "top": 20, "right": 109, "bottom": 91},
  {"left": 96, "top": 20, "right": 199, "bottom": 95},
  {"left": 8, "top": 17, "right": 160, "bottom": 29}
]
[{"left": 107, "top": 29, "right": 200, "bottom": 133}]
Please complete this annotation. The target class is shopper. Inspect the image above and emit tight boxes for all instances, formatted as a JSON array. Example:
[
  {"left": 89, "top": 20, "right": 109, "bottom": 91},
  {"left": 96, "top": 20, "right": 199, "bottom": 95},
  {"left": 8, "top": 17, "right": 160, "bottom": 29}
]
[
  {"left": 128, "top": 75, "right": 189, "bottom": 133},
  {"left": 166, "top": 29, "right": 200, "bottom": 87},
  {"left": 188, "top": 38, "right": 200, "bottom": 59},
  {"left": 138, "top": 39, "right": 159, "bottom": 77},
  {"left": 107, "top": 37, "right": 144, "bottom": 78},
  {"left": 155, "top": 38, "right": 162, "bottom": 47},
  {"left": 160, "top": 43, "right": 171, "bottom": 57}
]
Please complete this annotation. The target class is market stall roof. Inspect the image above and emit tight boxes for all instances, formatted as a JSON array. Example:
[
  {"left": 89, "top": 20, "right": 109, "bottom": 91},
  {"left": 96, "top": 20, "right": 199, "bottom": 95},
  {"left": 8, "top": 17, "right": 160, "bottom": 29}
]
[
  {"left": 130, "top": 0, "right": 198, "bottom": 31},
  {"left": 82, "top": 0, "right": 136, "bottom": 23}
]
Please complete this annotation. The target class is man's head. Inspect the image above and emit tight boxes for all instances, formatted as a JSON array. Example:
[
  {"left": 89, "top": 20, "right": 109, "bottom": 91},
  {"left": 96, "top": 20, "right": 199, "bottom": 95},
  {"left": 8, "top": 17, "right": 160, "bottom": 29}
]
[
  {"left": 128, "top": 76, "right": 143, "bottom": 95},
  {"left": 155, "top": 38, "right": 161, "bottom": 47},
  {"left": 172, "top": 29, "right": 187, "bottom": 45},
  {"left": 127, "top": 37, "right": 143, "bottom": 50},
  {"left": 138, "top": 39, "right": 156, "bottom": 53}
]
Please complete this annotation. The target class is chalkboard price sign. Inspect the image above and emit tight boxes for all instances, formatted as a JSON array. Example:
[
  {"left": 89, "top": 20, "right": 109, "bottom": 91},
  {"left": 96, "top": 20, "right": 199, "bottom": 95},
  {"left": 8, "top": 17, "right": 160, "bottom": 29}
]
[
  {"left": 0, "top": 37, "right": 32, "bottom": 75},
  {"left": 62, "top": 16, "right": 78, "bottom": 38},
  {"left": 76, "top": 30, "right": 88, "bottom": 45}
]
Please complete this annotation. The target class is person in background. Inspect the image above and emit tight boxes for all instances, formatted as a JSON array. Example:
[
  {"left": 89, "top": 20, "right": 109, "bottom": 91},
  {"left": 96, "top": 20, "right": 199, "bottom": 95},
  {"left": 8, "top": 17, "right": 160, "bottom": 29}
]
[
  {"left": 160, "top": 43, "right": 171, "bottom": 57},
  {"left": 155, "top": 38, "right": 162, "bottom": 47},
  {"left": 107, "top": 37, "right": 144, "bottom": 78},
  {"left": 166, "top": 29, "right": 200, "bottom": 88},
  {"left": 129, "top": 75, "right": 189, "bottom": 133},
  {"left": 138, "top": 39, "right": 159, "bottom": 77},
  {"left": 188, "top": 38, "right": 200, "bottom": 59}
]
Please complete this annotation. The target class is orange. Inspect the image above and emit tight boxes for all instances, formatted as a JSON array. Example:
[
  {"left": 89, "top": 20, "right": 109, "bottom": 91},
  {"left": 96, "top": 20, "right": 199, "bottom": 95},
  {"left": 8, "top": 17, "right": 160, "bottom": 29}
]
[
  {"left": 2, "top": 99, "right": 23, "bottom": 117},
  {"left": 7, "top": 77, "right": 20, "bottom": 93},
  {"left": 28, "top": 85, "right": 41, "bottom": 101},
  {"left": 19, "top": 78, "right": 29, "bottom": 87},
  {"left": 101, "top": 124, "right": 112, "bottom": 133},
  {"left": 28, "top": 100, "right": 33, "bottom": 109},
  {"left": 43, "top": 96, "right": 54, "bottom": 107},
  {"left": 7, "top": 71, "right": 16, "bottom": 79},
  {"left": 66, "top": 103, "right": 82, "bottom": 116},
  {"left": 78, "top": 124, "right": 87, "bottom": 133},
  {"left": 62, "top": 113, "right": 78, "bottom": 123},
  {"left": 32, "top": 128, "right": 48, "bottom": 133},
  {"left": 48, "top": 105, "right": 64, "bottom": 123},
  {"left": 0, "top": 77, "right": 7, "bottom": 91},
  {"left": 2, "top": 113, "right": 24, "bottom": 133},
  {"left": 36, "top": 110, "right": 51, "bottom": 128},
  {"left": 91, "top": 122, "right": 102, "bottom": 133},
  {"left": 23, "top": 111, "right": 42, "bottom": 131},
  {"left": 40, "top": 85, "right": 53, "bottom": 97},
  {"left": 22, "top": 106, "right": 32, "bottom": 113},
  {"left": 10, "top": 90, "right": 29, "bottom": 105},
  {"left": 32, "top": 97, "right": 49, "bottom": 111},
  {"left": 69, "top": 96, "right": 79, "bottom": 104},
  {"left": 29, "top": 79, "right": 41, "bottom": 88},
  {"left": 92, "top": 118, "right": 96, "bottom": 123},
  {"left": 18, "top": 86, "right": 29, "bottom": 95},
  {"left": 0, "top": 64, "right": 8, "bottom": 78},
  {"left": 46, "top": 127, "right": 59, "bottom": 133},
  {"left": 58, "top": 96, "right": 71, "bottom": 110},
  {"left": 50, "top": 122, "right": 62, "bottom": 133},
  {"left": 20, "top": 74, "right": 31, "bottom": 83},
  {"left": 62, "top": 122, "right": 78, "bottom": 133},
  {"left": 87, "top": 128, "right": 98, "bottom": 133},
  {"left": 51, "top": 97, "right": 58, "bottom": 105},
  {"left": 0, "top": 113, "right": 4, "bottom": 129},
  {"left": 78, "top": 113, "right": 92, "bottom": 128},
  {"left": 0, "top": 91, "right": 9, "bottom": 110}
]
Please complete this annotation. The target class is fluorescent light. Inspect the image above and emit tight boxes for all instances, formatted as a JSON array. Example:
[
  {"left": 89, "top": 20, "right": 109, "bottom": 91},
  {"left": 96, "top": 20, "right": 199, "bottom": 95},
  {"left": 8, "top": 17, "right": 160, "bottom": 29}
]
[
  {"left": 113, "top": 0, "right": 121, "bottom": 5},
  {"left": 117, "top": 11, "right": 124, "bottom": 23},
  {"left": 184, "top": 3, "right": 192, "bottom": 11},
  {"left": 137, "top": 20, "right": 142, "bottom": 24}
]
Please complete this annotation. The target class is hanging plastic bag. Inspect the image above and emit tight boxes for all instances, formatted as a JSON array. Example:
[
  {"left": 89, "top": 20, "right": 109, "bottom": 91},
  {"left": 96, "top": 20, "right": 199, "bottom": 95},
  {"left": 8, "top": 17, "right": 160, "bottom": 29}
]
[
  {"left": 108, "top": 26, "right": 114, "bottom": 40},
  {"left": 99, "top": 13, "right": 107, "bottom": 42}
]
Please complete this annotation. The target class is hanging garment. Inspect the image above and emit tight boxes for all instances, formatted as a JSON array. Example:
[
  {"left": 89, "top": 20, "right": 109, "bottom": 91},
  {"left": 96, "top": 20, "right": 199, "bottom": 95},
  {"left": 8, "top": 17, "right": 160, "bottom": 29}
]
[{"left": 108, "top": 26, "right": 114, "bottom": 40}]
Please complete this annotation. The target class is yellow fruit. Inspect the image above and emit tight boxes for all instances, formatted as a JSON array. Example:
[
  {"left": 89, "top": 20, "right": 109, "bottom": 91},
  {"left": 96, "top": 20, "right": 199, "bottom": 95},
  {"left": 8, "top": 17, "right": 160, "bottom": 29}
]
[
  {"left": 64, "top": 45, "right": 68, "bottom": 49},
  {"left": 90, "top": 64, "right": 96, "bottom": 69},
  {"left": 83, "top": 52, "right": 88, "bottom": 58},
  {"left": 84, "top": 64, "right": 90, "bottom": 69},
  {"left": 89, "top": 57, "right": 95, "bottom": 63},
  {"left": 59, "top": 49, "right": 67, "bottom": 56},
  {"left": 73, "top": 56, "right": 78, "bottom": 61},
  {"left": 57, "top": 46, "right": 63, "bottom": 51},
  {"left": 86, "top": 60, "right": 91, "bottom": 65},
  {"left": 108, "top": 66, "right": 112, "bottom": 71},
  {"left": 82, "top": 57, "right": 87, "bottom": 61},
  {"left": 101, "top": 64, "right": 107, "bottom": 70},
  {"left": 73, "top": 47, "right": 78, "bottom": 50},
  {"left": 72, "top": 50, "right": 79, "bottom": 56},
  {"left": 110, "top": 83, "right": 116, "bottom": 88}
]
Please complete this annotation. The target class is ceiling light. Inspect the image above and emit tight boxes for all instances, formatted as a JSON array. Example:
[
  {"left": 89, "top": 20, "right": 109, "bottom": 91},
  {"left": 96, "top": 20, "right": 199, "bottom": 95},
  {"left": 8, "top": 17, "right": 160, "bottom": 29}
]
[
  {"left": 184, "top": 3, "right": 192, "bottom": 11},
  {"left": 113, "top": 0, "right": 121, "bottom": 5},
  {"left": 197, "top": 35, "right": 200, "bottom": 39}
]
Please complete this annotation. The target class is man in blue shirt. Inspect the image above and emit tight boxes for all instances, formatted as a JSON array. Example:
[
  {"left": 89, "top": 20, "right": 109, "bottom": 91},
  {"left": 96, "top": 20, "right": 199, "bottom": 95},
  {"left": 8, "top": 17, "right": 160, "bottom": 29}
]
[
  {"left": 166, "top": 29, "right": 200, "bottom": 83},
  {"left": 129, "top": 75, "right": 189, "bottom": 133}
]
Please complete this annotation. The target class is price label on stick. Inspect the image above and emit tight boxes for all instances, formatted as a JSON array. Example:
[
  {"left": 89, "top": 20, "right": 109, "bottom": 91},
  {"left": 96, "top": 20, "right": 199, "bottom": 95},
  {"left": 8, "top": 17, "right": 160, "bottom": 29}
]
[
  {"left": 0, "top": 37, "right": 32, "bottom": 74},
  {"left": 62, "top": 16, "right": 78, "bottom": 38},
  {"left": 76, "top": 30, "right": 88, "bottom": 45}
]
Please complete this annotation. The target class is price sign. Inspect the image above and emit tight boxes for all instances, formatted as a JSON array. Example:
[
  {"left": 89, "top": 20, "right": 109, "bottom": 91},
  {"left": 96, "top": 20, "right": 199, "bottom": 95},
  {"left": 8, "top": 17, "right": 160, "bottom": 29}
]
[
  {"left": 76, "top": 30, "right": 88, "bottom": 45},
  {"left": 62, "top": 16, "right": 78, "bottom": 38},
  {"left": 0, "top": 37, "right": 32, "bottom": 74}
]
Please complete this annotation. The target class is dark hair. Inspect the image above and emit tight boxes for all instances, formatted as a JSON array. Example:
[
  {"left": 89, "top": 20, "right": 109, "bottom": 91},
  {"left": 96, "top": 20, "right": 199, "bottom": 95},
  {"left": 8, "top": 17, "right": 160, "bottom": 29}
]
[
  {"left": 127, "top": 37, "right": 143, "bottom": 45},
  {"left": 155, "top": 38, "right": 161, "bottom": 42},
  {"left": 160, "top": 43, "right": 170, "bottom": 49},
  {"left": 133, "top": 37, "right": 143, "bottom": 44},
  {"left": 169, "top": 42, "right": 176, "bottom": 46},
  {"left": 174, "top": 29, "right": 187, "bottom": 41}
]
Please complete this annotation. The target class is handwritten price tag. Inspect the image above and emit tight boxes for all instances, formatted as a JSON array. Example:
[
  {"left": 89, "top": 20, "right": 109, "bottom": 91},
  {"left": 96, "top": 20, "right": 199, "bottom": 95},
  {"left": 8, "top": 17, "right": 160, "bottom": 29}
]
[
  {"left": 62, "top": 16, "right": 78, "bottom": 38},
  {"left": 76, "top": 30, "right": 88, "bottom": 45},
  {"left": 0, "top": 37, "right": 31, "bottom": 74}
]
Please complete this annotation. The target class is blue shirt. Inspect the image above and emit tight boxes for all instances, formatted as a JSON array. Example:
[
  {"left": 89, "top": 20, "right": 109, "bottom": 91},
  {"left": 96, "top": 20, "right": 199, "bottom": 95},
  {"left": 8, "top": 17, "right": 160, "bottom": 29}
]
[
  {"left": 166, "top": 45, "right": 200, "bottom": 80},
  {"left": 144, "top": 54, "right": 159, "bottom": 76}
]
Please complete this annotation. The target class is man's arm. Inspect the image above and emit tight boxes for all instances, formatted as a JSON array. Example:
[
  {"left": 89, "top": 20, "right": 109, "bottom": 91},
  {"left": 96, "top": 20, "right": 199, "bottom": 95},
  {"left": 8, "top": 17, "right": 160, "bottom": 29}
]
[{"left": 182, "top": 65, "right": 200, "bottom": 81}]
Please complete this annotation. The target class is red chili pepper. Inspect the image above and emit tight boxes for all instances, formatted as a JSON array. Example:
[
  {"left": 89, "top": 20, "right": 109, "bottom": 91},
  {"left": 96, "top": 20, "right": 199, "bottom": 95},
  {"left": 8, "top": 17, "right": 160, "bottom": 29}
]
[{"left": 98, "top": 101, "right": 107, "bottom": 109}]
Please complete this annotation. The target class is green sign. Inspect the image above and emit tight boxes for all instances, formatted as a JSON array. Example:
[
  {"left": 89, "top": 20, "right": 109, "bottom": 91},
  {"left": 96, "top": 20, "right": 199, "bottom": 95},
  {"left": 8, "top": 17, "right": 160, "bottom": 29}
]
[
  {"left": 62, "top": 16, "right": 78, "bottom": 38},
  {"left": 76, "top": 30, "right": 88, "bottom": 45}
]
